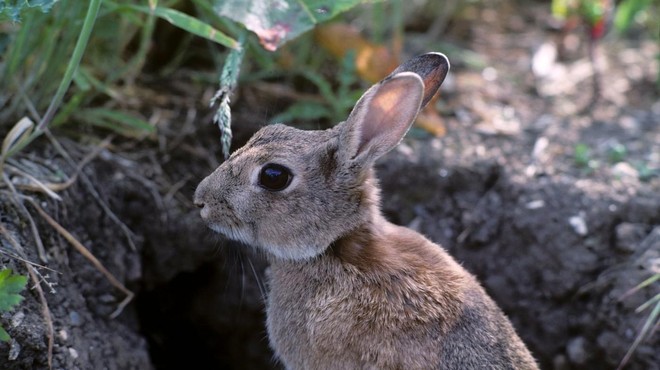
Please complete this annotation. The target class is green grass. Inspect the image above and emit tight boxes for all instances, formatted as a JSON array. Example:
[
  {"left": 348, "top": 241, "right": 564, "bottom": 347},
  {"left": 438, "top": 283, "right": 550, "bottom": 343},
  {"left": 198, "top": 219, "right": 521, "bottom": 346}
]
[
  {"left": 618, "top": 273, "right": 660, "bottom": 370},
  {"left": 0, "top": 268, "right": 28, "bottom": 342}
]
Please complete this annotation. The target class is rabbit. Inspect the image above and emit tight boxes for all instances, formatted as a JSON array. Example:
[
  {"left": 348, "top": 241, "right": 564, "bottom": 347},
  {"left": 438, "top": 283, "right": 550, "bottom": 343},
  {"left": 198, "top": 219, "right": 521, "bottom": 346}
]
[{"left": 194, "top": 52, "right": 538, "bottom": 370}]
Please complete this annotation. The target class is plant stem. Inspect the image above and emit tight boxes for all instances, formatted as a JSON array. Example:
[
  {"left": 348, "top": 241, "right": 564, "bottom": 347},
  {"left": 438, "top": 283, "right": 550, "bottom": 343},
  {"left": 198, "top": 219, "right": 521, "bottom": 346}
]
[
  {"left": 36, "top": 0, "right": 102, "bottom": 133},
  {"left": 6, "top": 0, "right": 102, "bottom": 159}
]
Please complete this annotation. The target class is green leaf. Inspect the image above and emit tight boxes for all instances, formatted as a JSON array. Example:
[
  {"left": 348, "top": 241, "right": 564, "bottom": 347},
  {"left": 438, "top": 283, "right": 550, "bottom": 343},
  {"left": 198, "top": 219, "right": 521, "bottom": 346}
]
[
  {"left": 607, "top": 143, "right": 627, "bottom": 164},
  {"left": 614, "top": 0, "right": 653, "bottom": 33},
  {"left": 300, "top": 69, "right": 336, "bottom": 103},
  {"left": 337, "top": 49, "right": 358, "bottom": 97},
  {"left": 0, "top": 269, "right": 28, "bottom": 312},
  {"left": 0, "top": 325, "right": 10, "bottom": 342},
  {"left": 214, "top": 0, "right": 371, "bottom": 51},
  {"left": 0, "top": 0, "right": 58, "bottom": 21},
  {"left": 574, "top": 143, "right": 591, "bottom": 168},
  {"left": 270, "top": 101, "right": 332, "bottom": 123},
  {"left": 127, "top": 5, "right": 239, "bottom": 49},
  {"left": 551, "top": 0, "right": 570, "bottom": 19},
  {"left": 580, "top": 0, "right": 606, "bottom": 25},
  {"left": 74, "top": 108, "right": 155, "bottom": 137}
]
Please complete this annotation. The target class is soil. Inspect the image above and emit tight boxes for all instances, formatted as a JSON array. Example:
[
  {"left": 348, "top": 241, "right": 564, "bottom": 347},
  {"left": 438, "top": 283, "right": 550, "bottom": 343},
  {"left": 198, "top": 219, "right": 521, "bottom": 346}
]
[{"left": 1, "top": 2, "right": 658, "bottom": 370}]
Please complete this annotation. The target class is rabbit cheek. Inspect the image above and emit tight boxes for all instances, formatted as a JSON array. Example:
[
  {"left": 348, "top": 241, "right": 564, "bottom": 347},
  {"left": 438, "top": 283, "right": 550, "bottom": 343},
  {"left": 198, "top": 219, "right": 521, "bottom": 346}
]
[{"left": 250, "top": 204, "right": 312, "bottom": 260}]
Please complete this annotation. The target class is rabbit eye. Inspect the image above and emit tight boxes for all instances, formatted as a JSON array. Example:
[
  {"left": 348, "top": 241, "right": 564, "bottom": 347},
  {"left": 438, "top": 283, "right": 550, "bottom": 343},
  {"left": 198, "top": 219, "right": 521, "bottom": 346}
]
[{"left": 259, "top": 163, "right": 292, "bottom": 191}]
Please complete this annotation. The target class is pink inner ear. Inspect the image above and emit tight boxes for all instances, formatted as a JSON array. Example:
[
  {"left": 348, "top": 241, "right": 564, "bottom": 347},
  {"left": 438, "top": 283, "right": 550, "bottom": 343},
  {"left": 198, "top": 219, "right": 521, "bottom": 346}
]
[
  {"left": 359, "top": 89, "right": 404, "bottom": 153},
  {"left": 355, "top": 75, "right": 423, "bottom": 158}
]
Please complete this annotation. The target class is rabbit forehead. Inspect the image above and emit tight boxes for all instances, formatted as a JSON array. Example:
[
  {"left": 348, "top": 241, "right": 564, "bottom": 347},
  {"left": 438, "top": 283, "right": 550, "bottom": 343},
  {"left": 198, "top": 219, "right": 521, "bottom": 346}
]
[
  {"left": 246, "top": 124, "right": 336, "bottom": 150},
  {"left": 230, "top": 124, "right": 337, "bottom": 167}
]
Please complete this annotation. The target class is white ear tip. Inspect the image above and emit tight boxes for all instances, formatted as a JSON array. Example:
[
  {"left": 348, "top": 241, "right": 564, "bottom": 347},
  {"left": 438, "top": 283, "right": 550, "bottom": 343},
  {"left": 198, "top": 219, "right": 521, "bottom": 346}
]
[
  {"left": 425, "top": 52, "right": 451, "bottom": 70},
  {"left": 391, "top": 71, "right": 424, "bottom": 80},
  {"left": 385, "top": 72, "right": 424, "bottom": 88},
  {"left": 384, "top": 72, "right": 425, "bottom": 102}
]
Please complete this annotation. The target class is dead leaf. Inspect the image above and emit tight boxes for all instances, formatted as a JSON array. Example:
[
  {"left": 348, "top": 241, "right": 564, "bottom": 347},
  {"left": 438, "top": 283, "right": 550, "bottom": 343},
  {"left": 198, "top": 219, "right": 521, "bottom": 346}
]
[
  {"left": 315, "top": 23, "right": 399, "bottom": 83},
  {"left": 315, "top": 22, "right": 446, "bottom": 136},
  {"left": 415, "top": 103, "right": 446, "bottom": 137}
]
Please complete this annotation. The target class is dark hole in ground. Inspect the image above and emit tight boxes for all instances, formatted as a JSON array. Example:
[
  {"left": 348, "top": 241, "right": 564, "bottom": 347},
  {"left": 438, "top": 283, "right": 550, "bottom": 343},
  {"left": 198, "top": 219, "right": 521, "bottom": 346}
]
[
  {"left": 136, "top": 245, "right": 277, "bottom": 370},
  {"left": 137, "top": 264, "right": 220, "bottom": 370}
]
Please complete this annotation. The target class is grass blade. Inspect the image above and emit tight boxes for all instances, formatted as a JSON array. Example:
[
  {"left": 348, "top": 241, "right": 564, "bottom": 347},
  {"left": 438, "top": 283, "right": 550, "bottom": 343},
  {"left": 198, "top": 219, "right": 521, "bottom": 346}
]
[
  {"left": 618, "top": 300, "right": 660, "bottom": 369},
  {"left": 1, "top": 117, "right": 34, "bottom": 164},
  {"left": 128, "top": 5, "right": 238, "bottom": 49},
  {"left": 36, "top": 0, "right": 102, "bottom": 133},
  {"left": 75, "top": 108, "right": 155, "bottom": 137},
  {"left": 620, "top": 273, "right": 660, "bottom": 300}
]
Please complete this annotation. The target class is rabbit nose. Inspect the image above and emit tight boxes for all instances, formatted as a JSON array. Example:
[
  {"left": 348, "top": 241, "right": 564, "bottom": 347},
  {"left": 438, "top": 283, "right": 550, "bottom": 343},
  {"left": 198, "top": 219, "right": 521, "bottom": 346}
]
[
  {"left": 193, "top": 190, "right": 207, "bottom": 208},
  {"left": 193, "top": 186, "right": 207, "bottom": 208}
]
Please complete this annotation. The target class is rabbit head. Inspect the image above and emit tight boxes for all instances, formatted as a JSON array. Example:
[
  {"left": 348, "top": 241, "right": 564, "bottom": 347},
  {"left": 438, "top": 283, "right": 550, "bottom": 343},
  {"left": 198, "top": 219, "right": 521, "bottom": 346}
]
[{"left": 194, "top": 52, "right": 449, "bottom": 261}]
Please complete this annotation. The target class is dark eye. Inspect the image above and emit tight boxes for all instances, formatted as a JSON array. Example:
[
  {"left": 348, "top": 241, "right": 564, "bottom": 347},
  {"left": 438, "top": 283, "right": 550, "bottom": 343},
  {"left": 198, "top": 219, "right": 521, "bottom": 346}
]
[{"left": 258, "top": 163, "right": 293, "bottom": 191}]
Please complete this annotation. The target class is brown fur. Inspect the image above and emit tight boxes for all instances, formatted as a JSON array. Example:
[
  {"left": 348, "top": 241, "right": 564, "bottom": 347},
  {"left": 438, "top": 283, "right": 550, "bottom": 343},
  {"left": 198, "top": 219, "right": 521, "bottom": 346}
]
[
  {"left": 267, "top": 219, "right": 465, "bottom": 369},
  {"left": 266, "top": 202, "right": 538, "bottom": 369},
  {"left": 194, "top": 53, "right": 538, "bottom": 369}
]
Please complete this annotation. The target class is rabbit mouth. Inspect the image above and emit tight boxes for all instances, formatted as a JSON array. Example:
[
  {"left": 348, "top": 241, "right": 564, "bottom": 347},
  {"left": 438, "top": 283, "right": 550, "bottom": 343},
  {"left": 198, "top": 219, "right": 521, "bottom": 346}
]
[{"left": 208, "top": 222, "right": 253, "bottom": 246}]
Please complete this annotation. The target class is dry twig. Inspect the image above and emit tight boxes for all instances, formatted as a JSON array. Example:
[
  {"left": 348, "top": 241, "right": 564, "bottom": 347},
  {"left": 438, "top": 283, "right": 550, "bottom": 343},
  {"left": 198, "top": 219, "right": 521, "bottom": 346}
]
[
  {"left": 46, "top": 132, "right": 138, "bottom": 251},
  {"left": 25, "top": 263, "right": 54, "bottom": 369},
  {"left": 0, "top": 223, "right": 54, "bottom": 369},
  {"left": 2, "top": 174, "right": 48, "bottom": 262},
  {"left": 26, "top": 198, "right": 134, "bottom": 319}
]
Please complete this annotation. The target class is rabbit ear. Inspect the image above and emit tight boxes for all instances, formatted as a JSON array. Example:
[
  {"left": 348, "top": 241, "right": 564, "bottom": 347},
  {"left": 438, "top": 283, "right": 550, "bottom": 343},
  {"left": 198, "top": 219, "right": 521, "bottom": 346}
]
[
  {"left": 388, "top": 52, "right": 450, "bottom": 108},
  {"left": 339, "top": 72, "right": 424, "bottom": 164}
]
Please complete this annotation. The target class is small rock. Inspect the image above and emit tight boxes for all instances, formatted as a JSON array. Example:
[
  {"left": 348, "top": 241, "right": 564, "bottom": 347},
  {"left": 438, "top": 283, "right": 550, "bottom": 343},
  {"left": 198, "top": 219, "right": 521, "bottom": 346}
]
[
  {"left": 569, "top": 214, "right": 588, "bottom": 236},
  {"left": 612, "top": 162, "right": 639, "bottom": 179},
  {"left": 525, "top": 164, "right": 538, "bottom": 177},
  {"left": 11, "top": 311, "right": 24, "bottom": 328},
  {"left": 596, "top": 331, "right": 628, "bottom": 365},
  {"left": 567, "top": 336, "right": 588, "bottom": 365},
  {"left": 615, "top": 223, "right": 647, "bottom": 253},
  {"left": 526, "top": 200, "right": 545, "bottom": 209},
  {"left": 482, "top": 66, "right": 498, "bottom": 81},
  {"left": 112, "top": 171, "right": 126, "bottom": 181},
  {"left": 69, "top": 347, "right": 79, "bottom": 359},
  {"left": 9, "top": 339, "right": 21, "bottom": 361},
  {"left": 59, "top": 329, "right": 69, "bottom": 341},
  {"left": 99, "top": 294, "right": 116, "bottom": 303},
  {"left": 553, "top": 354, "right": 569, "bottom": 370},
  {"left": 532, "top": 137, "right": 549, "bottom": 160},
  {"left": 532, "top": 41, "right": 558, "bottom": 78},
  {"left": 596, "top": 331, "right": 620, "bottom": 351},
  {"left": 69, "top": 311, "right": 82, "bottom": 327}
]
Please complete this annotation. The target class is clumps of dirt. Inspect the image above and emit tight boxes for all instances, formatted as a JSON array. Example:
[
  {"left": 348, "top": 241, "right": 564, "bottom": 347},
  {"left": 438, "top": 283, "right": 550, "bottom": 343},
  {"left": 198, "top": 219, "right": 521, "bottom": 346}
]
[
  {"left": 378, "top": 138, "right": 659, "bottom": 369},
  {"left": 0, "top": 185, "right": 153, "bottom": 370}
]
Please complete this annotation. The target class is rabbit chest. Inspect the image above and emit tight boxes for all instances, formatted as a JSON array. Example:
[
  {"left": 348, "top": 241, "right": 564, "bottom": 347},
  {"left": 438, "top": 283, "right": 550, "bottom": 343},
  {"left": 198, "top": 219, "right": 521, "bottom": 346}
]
[{"left": 265, "top": 254, "right": 459, "bottom": 369}]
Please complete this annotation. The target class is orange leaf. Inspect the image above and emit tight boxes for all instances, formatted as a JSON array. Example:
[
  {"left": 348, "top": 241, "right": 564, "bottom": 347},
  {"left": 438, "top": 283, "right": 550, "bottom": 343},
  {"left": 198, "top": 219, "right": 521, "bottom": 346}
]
[
  {"left": 414, "top": 102, "right": 446, "bottom": 137},
  {"left": 315, "top": 23, "right": 399, "bottom": 83},
  {"left": 315, "top": 23, "right": 444, "bottom": 136}
]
